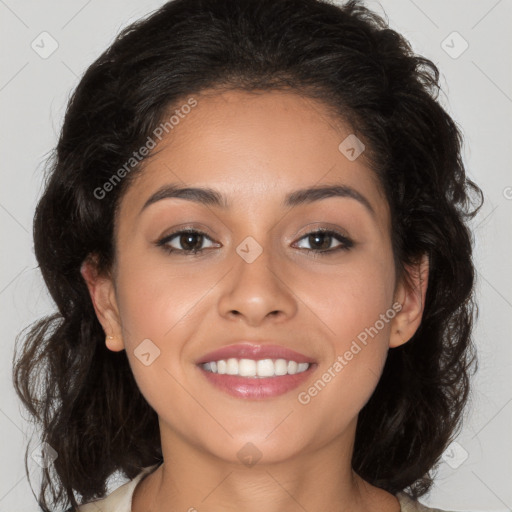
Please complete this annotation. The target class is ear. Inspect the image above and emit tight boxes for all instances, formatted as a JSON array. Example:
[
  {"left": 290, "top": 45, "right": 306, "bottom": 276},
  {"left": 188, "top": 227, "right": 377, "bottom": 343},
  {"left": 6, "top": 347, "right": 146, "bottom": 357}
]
[
  {"left": 389, "top": 253, "right": 429, "bottom": 348},
  {"left": 80, "top": 254, "right": 125, "bottom": 352}
]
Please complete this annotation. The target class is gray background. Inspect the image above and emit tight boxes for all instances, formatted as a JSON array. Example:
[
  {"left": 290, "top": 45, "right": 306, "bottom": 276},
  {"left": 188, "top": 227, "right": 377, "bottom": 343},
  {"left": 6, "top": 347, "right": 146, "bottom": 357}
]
[{"left": 1, "top": 0, "right": 511, "bottom": 511}]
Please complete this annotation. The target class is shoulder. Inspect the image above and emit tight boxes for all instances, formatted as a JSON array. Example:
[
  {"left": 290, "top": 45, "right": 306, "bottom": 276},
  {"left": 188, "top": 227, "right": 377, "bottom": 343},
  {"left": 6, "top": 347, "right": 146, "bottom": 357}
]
[
  {"left": 75, "top": 464, "right": 160, "bottom": 512},
  {"left": 396, "top": 492, "right": 459, "bottom": 512}
]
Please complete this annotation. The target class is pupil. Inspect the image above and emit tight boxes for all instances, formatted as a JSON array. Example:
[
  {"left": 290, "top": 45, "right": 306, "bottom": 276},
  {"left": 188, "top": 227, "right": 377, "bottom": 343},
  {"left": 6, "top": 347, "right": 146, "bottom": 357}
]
[
  {"left": 310, "top": 233, "right": 329, "bottom": 250},
  {"left": 182, "top": 233, "right": 201, "bottom": 251}
]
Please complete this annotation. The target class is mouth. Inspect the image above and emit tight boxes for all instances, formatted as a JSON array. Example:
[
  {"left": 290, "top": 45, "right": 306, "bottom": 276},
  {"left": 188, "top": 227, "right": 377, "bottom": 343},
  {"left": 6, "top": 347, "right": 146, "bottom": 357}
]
[
  {"left": 200, "top": 358, "right": 312, "bottom": 378},
  {"left": 195, "top": 343, "right": 318, "bottom": 399}
]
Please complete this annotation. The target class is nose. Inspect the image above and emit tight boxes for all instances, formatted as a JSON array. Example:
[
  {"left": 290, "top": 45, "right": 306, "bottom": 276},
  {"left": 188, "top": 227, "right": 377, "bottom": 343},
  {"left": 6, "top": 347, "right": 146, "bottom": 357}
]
[{"left": 217, "top": 242, "right": 298, "bottom": 326}]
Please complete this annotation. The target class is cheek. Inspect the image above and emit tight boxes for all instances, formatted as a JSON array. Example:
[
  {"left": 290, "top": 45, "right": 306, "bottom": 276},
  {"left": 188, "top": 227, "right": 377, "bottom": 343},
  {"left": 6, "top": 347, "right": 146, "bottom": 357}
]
[
  {"left": 290, "top": 246, "right": 395, "bottom": 345},
  {"left": 112, "top": 254, "right": 213, "bottom": 398},
  {"left": 114, "top": 252, "right": 219, "bottom": 342},
  {"left": 292, "top": 250, "right": 395, "bottom": 414},
  {"left": 112, "top": 280, "right": 207, "bottom": 429}
]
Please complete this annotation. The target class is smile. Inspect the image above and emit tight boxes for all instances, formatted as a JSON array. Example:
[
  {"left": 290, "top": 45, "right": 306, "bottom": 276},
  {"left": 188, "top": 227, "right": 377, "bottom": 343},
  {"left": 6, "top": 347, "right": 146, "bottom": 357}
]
[
  {"left": 197, "top": 358, "right": 317, "bottom": 400},
  {"left": 201, "top": 358, "right": 311, "bottom": 378}
]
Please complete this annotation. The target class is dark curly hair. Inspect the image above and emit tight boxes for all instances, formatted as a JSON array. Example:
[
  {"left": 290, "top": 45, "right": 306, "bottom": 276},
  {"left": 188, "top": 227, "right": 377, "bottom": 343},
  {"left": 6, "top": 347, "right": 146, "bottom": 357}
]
[{"left": 12, "top": 0, "right": 483, "bottom": 510}]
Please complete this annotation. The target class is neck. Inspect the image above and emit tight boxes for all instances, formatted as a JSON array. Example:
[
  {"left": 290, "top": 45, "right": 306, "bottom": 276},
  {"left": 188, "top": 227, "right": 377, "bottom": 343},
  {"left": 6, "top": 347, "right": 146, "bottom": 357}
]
[{"left": 132, "top": 421, "right": 400, "bottom": 512}]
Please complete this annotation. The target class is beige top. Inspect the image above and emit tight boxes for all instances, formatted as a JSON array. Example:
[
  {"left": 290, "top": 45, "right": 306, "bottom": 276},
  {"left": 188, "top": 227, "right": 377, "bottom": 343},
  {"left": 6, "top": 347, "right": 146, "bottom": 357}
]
[{"left": 76, "top": 464, "right": 451, "bottom": 512}]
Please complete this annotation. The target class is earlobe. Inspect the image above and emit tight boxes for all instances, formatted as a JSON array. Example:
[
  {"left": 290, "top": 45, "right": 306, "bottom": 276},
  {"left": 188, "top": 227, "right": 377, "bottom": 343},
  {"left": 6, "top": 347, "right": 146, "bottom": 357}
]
[
  {"left": 389, "top": 254, "right": 429, "bottom": 348},
  {"left": 80, "top": 255, "right": 125, "bottom": 352},
  {"left": 105, "top": 334, "right": 124, "bottom": 352}
]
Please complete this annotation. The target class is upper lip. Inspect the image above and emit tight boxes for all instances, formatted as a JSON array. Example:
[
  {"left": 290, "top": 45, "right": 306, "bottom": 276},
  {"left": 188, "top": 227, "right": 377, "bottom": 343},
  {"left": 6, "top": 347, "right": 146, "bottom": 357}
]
[{"left": 196, "top": 342, "right": 316, "bottom": 364}]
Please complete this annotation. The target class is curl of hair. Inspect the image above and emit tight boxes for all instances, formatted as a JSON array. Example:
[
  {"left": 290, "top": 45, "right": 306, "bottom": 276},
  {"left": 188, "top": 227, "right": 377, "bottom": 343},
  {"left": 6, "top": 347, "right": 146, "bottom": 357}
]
[{"left": 12, "top": 0, "right": 483, "bottom": 509}]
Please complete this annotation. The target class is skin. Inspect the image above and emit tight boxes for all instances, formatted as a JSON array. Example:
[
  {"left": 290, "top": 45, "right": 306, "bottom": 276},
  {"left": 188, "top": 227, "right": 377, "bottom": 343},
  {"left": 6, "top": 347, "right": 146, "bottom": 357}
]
[{"left": 81, "top": 89, "right": 429, "bottom": 512}]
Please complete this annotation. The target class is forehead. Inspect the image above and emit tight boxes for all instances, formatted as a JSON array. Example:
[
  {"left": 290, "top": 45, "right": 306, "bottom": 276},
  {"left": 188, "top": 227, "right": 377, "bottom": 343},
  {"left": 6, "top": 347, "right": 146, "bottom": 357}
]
[{"left": 118, "top": 89, "right": 389, "bottom": 226}]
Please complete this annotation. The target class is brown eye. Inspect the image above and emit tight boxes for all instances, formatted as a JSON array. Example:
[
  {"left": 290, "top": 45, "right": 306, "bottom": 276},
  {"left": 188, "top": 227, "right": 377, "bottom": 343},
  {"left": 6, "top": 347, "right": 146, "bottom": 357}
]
[
  {"left": 294, "top": 229, "right": 353, "bottom": 254},
  {"left": 157, "top": 229, "right": 217, "bottom": 255},
  {"left": 177, "top": 232, "right": 204, "bottom": 252}
]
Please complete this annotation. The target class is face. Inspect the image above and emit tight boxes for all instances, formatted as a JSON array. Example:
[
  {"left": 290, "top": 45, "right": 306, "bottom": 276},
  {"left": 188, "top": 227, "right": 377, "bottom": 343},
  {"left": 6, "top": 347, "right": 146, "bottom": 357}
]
[{"left": 84, "top": 89, "right": 426, "bottom": 466}]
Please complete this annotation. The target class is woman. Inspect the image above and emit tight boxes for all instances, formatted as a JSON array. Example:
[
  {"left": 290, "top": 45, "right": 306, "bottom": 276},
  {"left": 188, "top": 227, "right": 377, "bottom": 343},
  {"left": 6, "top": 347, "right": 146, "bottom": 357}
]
[{"left": 13, "top": 0, "right": 483, "bottom": 511}]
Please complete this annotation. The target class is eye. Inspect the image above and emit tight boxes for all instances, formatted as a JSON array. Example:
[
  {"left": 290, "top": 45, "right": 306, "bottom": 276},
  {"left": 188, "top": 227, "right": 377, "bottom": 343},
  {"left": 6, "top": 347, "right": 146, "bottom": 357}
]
[
  {"left": 294, "top": 228, "right": 354, "bottom": 255},
  {"left": 156, "top": 229, "right": 219, "bottom": 255},
  {"left": 155, "top": 227, "right": 353, "bottom": 256}
]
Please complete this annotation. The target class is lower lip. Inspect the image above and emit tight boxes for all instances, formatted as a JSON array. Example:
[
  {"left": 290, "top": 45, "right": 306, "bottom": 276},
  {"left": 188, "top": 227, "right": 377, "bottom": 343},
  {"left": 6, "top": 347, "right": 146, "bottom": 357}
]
[{"left": 197, "top": 364, "right": 317, "bottom": 400}]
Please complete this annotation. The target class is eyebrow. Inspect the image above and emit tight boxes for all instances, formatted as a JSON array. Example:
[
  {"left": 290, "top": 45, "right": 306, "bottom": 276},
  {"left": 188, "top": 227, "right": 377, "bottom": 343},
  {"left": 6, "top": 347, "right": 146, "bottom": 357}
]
[{"left": 140, "top": 182, "right": 375, "bottom": 217}]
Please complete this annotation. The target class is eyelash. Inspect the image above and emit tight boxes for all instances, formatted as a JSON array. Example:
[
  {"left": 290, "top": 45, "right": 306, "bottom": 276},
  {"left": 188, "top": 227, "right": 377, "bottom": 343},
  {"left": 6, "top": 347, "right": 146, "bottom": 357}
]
[{"left": 155, "top": 227, "right": 354, "bottom": 257}]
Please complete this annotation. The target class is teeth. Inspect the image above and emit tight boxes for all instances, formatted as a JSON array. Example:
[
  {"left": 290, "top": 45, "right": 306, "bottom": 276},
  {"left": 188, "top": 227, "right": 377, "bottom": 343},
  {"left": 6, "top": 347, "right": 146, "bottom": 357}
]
[
  {"left": 201, "top": 358, "right": 310, "bottom": 378},
  {"left": 217, "top": 360, "right": 227, "bottom": 374}
]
